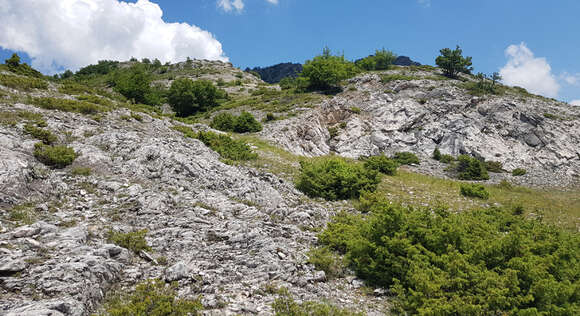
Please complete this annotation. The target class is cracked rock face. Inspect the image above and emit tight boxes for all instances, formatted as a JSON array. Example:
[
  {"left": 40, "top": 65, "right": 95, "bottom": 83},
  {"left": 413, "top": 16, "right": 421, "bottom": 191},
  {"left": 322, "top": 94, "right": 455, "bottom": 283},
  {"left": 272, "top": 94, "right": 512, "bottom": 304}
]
[{"left": 262, "top": 73, "right": 580, "bottom": 187}]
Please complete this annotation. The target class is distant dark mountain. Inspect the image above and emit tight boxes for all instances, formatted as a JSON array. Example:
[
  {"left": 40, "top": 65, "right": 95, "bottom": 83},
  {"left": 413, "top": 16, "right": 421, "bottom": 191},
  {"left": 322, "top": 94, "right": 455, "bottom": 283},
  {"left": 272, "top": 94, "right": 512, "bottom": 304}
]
[
  {"left": 245, "top": 63, "right": 302, "bottom": 83},
  {"left": 393, "top": 56, "right": 421, "bottom": 66}
]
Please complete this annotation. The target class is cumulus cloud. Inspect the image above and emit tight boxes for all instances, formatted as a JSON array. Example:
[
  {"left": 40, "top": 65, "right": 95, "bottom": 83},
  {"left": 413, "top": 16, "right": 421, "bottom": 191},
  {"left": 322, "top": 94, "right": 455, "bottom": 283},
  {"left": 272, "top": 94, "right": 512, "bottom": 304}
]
[
  {"left": 0, "top": 0, "right": 227, "bottom": 73},
  {"left": 499, "top": 42, "right": 560, "bottom": 98},
  {"left": 570, "top": 100, "right": 580, "bottom": 106},
  {"left": 561, "top": 72, "right": 580, "bottom": 86},
  {"left": 218, "top": 0, "right": 278, "bottom": 13}
]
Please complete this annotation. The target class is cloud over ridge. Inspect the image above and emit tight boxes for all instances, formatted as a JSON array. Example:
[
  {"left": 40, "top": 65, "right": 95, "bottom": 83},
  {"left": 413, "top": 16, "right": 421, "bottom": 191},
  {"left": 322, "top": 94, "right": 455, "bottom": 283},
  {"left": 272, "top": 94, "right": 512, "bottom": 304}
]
[
  {"left": 0, "top": 0, "right": 228, "bottom": 73},
  {"left": 499, "top": 42, "right": 560, "bottom": 98}
]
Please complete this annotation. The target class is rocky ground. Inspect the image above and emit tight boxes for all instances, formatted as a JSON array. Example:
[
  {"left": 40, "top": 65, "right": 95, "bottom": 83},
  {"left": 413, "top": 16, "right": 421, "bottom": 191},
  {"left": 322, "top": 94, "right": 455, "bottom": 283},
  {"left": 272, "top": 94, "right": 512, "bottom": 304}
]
[
  {"left": 0, "top": 103, "right": 387, "bottom": 315},
  {"left": 2, "top": 61, "right": 580, "bottom": 315}
]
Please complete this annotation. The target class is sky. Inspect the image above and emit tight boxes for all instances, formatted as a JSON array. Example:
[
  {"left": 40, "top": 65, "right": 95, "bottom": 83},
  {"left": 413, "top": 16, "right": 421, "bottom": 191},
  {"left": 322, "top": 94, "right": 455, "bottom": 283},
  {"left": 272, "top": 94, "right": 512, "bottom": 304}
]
[{"left": 1, "top": 0, "right": 579, "bottom": 104}]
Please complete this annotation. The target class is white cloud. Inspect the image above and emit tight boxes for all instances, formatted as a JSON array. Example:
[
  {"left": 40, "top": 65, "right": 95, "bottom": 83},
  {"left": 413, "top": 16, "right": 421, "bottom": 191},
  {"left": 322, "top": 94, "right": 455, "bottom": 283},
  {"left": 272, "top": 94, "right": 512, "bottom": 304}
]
[
  {"left": 499, "top": 42, "right": 560, "bottom": 98},
  {"left": 218, "top": 0, "right": 278, "bottom": 13},
  {"left": 0, "top": 0, "right": 227, "bottom": 73},
  {"left": 218, "top": 0, "right": 244, "bottom": 12},
  {"left": 418, "top": 0, "right": 431, "bottom": 8},
  {"left": 570, "top": 100, "right": 580, "bottom": 106},
  {"left": 561, "top": 72, "right": 580, "bottom": 86}
]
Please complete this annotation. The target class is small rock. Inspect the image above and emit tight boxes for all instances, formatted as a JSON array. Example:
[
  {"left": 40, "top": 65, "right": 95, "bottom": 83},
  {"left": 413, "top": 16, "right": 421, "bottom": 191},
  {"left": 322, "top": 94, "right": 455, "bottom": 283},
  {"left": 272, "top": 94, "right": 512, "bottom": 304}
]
[
  {"left": 0, "top": 258, "right": 26, "bottom": 274},
  {"left": 311, "top": 270, "right": 326, "bottom": 282},
  {"left": 165, "top": 262, "right": 188, "bottom": 282},
  {"left": 139, "top": 250, "right": 158, "bottom": 265}
]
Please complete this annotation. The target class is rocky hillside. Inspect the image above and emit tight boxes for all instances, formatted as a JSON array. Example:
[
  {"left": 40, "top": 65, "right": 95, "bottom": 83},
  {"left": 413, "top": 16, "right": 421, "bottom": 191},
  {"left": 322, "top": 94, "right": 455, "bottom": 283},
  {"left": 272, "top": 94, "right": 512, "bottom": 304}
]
[
  {"left": 262, "top": 68, "right": 580, "bottom": 188},
  {"left": 1, "top": 59, "right": 579, "bottom": 315}
]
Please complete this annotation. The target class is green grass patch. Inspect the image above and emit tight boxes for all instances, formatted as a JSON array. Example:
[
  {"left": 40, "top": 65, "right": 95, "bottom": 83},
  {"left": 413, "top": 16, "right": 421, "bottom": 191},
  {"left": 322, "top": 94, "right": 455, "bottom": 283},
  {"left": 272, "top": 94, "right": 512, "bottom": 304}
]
[
  {"left": 512, "top": 168, "right": 527, "bottom": 176},
  {"left": 0, "top": 110, "right": 45, "bottom": 127},
  {"left": 58, "top": 82, "right": 94, "bottom": 95},
  {"left": 392, "top": 152, "right": 420, "bottom": 165},
  {"left": 0, "top": 74, "right": 48, "bottom": 91},
  {"left": 173, "top": 125, "right": 258, "bottom": 161},
  {"left": 31, "top": 97, "right": 110, "bottom": 114},
  {"left": 377, "top": 170, "right": 580, "bottom": 230},
  {"left": 71, "top": 166, "right": 92, "bottom": 176},
  {"left": 380, "top": 73, "right": 420, "bottom": 83}
]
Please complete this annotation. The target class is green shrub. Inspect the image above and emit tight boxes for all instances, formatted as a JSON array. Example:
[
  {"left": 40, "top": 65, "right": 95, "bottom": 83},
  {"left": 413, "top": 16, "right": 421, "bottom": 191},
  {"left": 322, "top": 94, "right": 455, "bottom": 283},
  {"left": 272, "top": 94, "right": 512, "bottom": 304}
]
[
  {"left": 460, "top": 183, "right": 490, "bottom": 199},
  {"left": 107, "top": 229, "right": 150, "bottom": 254},
  {"left": 71, "top": 166, "right": 92, "bottom": 176},
  {"left": 31, "top": 97, "right": 107, "bottom": 114},
  {"left": 233, "top": 111, "right": 262, "bottom": 133},
  {"left": 301, "top": 47, "right": 359, "bottom": 91},
  {"left": 319, "top": 204, "right": 580, "bottom": 315},
  {"left": 435, "top": 45, "right": 473, "bottom": 78},
  {"left": 194, "top": 131, "right": 257, "bottom": 161},
  {"left": 33, "top": 143, "right": 77, "bottom": 168},
  {"left": 392, "top": 152, "right": 420, "bottom": 165},
  {"left": 439, "top": 154, "right": 454, "bottom": 163},
  {"left": 350, "top": 106, "right": 361, "bottom": 114},
  {"left": 210, "top": 112, "right": 262, "bottom": 133},
  {"left": 355, "top": 48, "right": 397, "bottom": 71},
  {"left": 484, "top": 160, "right": 503, "bottom": 173},
  {"left": 210, "top": 112, "right": 236, "bottom": 131},
  {"left": 0, "top": 74, "right": 48, "bottom": 91},
  {"left": 265, "top": 113, "right": 277, "bottom": 122},
  {"left": 327, "top": 127, "right": 339, "bottom": 139},
  {"left": 23, "top": 124, "right": 57, "bottom": 144},
  {"left": 102, "top": 279, "right": 202, "bottom": 316},
  {"left": 512, "top": 168, "right": 527, "bottom": 176},
  {"left": 363, "top": 154, "right": 398, "bottom": 175},
  {"left": 432, "top": 147, "right": 441, "bottom": 161},
  {"left": 272, "top": 288, "right": 361, "bottom": 316},
  {"left": 111, "top": 64, "right": 153, "bottom": 104},
  {"left": 463, "top": 72, "right": 503, "bottom": 95},
  {"left": 497, "top": 179, "right": 513, "bottom": 190},
  {"left": 295, "top": 157, "right": 381, "bottom": 201},
  {"left": 307, "top": 247, "right": 344, "bottom": 279},
  {"left": 380, "top": 74, "right": 418, "bottom": 83},
  {"left": 58, "top": 82, "right": 94, "bottom": 95},
  {"left": 76, "top": 94, "right": 114, "bottom": 107},
  {"left": 456, "top": 154, "right": 489, "bottom": 180},
  {"left": 168, "top": 78, "right": 226, "bottom": 117}
]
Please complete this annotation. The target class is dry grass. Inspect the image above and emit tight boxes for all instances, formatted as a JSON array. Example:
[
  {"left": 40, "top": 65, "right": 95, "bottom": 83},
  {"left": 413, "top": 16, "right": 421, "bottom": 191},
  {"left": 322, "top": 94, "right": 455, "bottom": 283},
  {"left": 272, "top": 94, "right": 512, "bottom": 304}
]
[{"left": 378, "top": 169, "right": 580, "bottom": 231}]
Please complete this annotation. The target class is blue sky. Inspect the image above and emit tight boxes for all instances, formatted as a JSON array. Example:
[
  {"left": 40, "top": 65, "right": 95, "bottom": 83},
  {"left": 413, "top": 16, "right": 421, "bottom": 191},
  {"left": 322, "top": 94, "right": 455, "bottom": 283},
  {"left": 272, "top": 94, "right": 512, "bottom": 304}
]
[{"left": 1, "top": 0, "right": 579, "bottom": 103}]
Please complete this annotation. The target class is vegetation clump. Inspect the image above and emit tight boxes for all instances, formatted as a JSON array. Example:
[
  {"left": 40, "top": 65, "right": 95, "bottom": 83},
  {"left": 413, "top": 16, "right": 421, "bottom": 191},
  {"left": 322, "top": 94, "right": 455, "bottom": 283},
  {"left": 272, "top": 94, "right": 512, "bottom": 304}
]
[
  {"left": 380, "top": 73, "right": 419, "bottom": 83},
  {"left": 355, "top": 48, "right": 397, "bottom": 71},
  {"left": 392, "top": 152, "right": 420, "bottom": 165},
  {"left": 318, "top": 199, "right": 580, "bottom": 315},
  {"left": 435, "top": 45, "right": 473, "bottom": 78},
  {"left": 272, "top": 288, "right": 361, "bottom": 316},
  {"left": 23, "top": 124, "right": 57, "bottom": 144},
  {"left": 307, "top": 247, "right": 344, "bottom": 279},
  {"left": 363, "top": 154, "right": 399, "bottom": 175},
  {"left": 107, "top": 229, "right": 150, "bottom": 254},
  {"left": 512, "top": 168, "right": 527, "bottom": 176},
  {"left": 484, "top": 160, "right": 503, "bottom": 173},
  {"left": 101, "top": 279, "right": 202, "bottom": 316},
  {"left": 32, "top": 97, "right": 108, "bottom": 114},
  {"left": 210, "top": 112, "right": 263, "bottom": 133},
  {"left": 460, "top": 183, "right": 490, "bottom": 199},
  {"left": 33, "top": 143, "right": 77, "bottom": 168},
  {"left": 295, "top": 157, "right": 381, "bottom": 200},
  {"left": 439, "top": 154, "right": 454, "bottom": 163},
  {"left": 168, "top": 78, "right": 227, "bottom": 117},
  {"left": 300, "top": 47, "right": 359, "bottom": 91},
  {"left": 194, "top": 131, "right": 258, "bottom": 161},
  {"left": 432, "top": 147, "right": 441, "bottom": 161},
  {"left": 0, "top": 74, "right": 48, "bottom": 91},
  {"left": 456, "top": 154, "right": 489, "bottom": 180},
  {"left": 3, "top": 53, "right": 44, "bottom": 78}
]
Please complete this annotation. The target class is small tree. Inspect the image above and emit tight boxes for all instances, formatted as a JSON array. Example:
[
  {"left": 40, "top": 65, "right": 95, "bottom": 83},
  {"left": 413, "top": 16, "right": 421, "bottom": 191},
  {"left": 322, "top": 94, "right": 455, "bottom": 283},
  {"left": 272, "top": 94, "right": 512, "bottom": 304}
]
[
  {"left": 168, "top": 79, "right": 226, "bottom": 117},
  {"left": 373, "top": 48, "right": 397, "bottom": 70},
  {"left": 435, "top": 45, "right": 473, "bottom": 78},
  {"left": 112, "top": 64, "right": 152, "bottom": 104},
  {"left": 301, "top": 47, "right": 359, "bottom": 91},
  {"left": 5, "top": 53, "right": 21, "bottom": 68}
]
